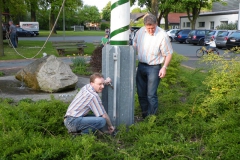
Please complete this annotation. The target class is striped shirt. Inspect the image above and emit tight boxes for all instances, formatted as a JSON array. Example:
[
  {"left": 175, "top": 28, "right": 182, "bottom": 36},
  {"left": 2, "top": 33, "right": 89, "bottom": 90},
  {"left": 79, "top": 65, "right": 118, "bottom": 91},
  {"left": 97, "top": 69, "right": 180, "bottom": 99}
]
[
  {"left": 133, "top": 26, "right": 173, "bottom": 65},
  {"left": 65, "top": 84, "right": 106, "bottom": 117}
]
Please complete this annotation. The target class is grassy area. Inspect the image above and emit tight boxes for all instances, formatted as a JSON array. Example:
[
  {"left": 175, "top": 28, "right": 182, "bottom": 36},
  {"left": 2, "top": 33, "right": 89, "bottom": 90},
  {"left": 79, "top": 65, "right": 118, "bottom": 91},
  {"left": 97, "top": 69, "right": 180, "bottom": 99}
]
[
  {"left": 0, "top": 40, "right": 96, "bottom": 60},
  {"left": 38, "top": 30, "right": 105, "bottom": 37},
  {"left": 1, "top": 54, "right": 240, "bottom": 159}
]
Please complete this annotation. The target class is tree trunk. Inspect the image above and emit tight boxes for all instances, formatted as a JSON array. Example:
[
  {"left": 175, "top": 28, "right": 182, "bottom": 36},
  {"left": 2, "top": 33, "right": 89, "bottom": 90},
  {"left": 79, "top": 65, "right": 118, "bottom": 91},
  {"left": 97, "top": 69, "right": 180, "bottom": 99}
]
[
  {"left": 0, "top": 2, "right": 5, "bottom": 56},
  {"left": 31, "top": 9, "right": 36, "bottom": 21},
  {"left": 164, "top": 14, "right": 169, "bottom": 30},
  {"left": 50, "top": 8, "right": 57, "bottom": 34},
  {"left": 158, "top": 11, "right": 164, "bottom": 27},
  {"left": 151, "top": 0, "right": 158, "bottom": 19}
]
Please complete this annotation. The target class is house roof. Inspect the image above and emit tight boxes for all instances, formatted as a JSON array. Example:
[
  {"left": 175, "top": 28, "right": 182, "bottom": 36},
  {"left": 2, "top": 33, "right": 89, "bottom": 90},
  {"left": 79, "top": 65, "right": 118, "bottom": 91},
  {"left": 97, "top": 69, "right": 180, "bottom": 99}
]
[
  {"left": 130, "top": 13, "right": 145, "bottom": 22},
  {"left": 168, "top": 13, "right": 187, "bottom": 24}
]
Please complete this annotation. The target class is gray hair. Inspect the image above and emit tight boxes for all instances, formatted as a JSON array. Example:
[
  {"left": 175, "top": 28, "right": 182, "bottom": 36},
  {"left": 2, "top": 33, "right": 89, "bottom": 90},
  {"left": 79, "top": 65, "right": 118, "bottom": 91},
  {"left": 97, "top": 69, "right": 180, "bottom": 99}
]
[{"left": 143, "top": 14, "right": 157, "bottom": 25}]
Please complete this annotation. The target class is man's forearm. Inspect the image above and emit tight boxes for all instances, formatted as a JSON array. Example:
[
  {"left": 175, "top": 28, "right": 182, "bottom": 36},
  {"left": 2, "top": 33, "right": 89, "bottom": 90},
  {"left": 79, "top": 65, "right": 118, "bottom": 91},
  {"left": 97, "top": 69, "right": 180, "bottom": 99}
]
[
  {"left": 102, "top": 113, "right": 113, "bottom": 127},
  {"left": 163, "top": 53, "right": 172, "bottom": 68}
]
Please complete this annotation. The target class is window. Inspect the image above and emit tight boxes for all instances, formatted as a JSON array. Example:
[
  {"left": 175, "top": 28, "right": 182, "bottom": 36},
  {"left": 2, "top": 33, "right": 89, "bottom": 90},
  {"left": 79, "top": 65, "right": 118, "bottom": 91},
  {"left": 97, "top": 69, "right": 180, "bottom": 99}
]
[
  {"left": 210, "top": 21, "right": 214, "bottom": 29},
  {"left": 199, "top": 22, "right": 205, "bottom": 27},
  {"left": 183, "top": 22, "right": 185, "bottom": 27},
  {"left": 221, "top": 21, "right": 228, "bottom": 25},
  {"left": 186, "top": 22, "right": 190, "bottom": 27}
]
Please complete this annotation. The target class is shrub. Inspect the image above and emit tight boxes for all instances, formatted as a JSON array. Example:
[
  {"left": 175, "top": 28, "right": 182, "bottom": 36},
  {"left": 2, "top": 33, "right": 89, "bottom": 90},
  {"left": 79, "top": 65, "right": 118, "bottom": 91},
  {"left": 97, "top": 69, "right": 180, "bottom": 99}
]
[
  {"left": 100, "top": 23, "right": 110, "bottom": 31},
  {"left": 71, "top": 56, "right": 91, "bottom": 75},
  {"left": 0, "top": 71, "right": 4, "bottom": 76},
  {"left": 216, "top": 22, "right": 237, "bottom": 30}
]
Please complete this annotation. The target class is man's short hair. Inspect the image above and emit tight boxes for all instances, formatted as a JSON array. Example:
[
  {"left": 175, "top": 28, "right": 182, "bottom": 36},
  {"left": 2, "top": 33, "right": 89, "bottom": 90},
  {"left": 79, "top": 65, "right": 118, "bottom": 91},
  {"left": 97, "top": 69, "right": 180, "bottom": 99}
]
[
  {"left": 144, "top": 14, "right": 157, "bottom": 25},
  {"left": 90, "top": 73, "right": 104, "bottom": 83}
]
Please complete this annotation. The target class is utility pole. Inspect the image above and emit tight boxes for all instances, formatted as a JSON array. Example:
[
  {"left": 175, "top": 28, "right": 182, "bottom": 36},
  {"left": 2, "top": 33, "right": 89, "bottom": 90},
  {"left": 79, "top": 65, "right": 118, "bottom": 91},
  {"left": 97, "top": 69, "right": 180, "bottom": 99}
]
[{"left": 0, "top": 0, "right": 5, "bottom": 57}]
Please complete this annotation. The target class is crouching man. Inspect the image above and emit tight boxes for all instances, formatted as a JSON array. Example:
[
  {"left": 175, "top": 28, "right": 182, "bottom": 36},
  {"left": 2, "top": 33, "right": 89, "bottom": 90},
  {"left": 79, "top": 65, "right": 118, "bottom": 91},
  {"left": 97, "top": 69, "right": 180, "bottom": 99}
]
[{"left": 64, "top": 73, "right": 114, "bottom": 134}]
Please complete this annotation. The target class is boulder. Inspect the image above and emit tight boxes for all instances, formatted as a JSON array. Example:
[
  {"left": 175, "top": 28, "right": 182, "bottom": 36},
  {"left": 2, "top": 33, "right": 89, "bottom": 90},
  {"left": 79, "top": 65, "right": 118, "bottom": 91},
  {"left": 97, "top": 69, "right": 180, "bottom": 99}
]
[{"left": 15, "top": 55, "right": 78, "bottom": 92}]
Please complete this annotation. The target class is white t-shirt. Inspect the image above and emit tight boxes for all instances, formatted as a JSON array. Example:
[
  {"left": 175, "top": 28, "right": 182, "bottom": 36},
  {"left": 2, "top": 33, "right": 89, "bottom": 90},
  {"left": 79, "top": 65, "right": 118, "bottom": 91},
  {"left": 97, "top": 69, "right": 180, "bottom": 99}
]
[{"left": 206, "top": 40, "right": 216, "bottom": 47}]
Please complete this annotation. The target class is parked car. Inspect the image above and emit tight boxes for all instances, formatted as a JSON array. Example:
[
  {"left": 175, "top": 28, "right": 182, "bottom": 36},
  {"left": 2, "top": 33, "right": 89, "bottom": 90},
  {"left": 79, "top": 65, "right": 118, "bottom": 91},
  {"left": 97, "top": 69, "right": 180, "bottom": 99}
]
[
  {"left": 187, "top": 29, "right": 211, "bottom": 45},
  {"left": 226, "top": 31, "right": 240, "bottom": 49},
  {"left": 16, "top": 27, "right": 36, "bottom": 37},
  {"left": 204, "top": 30, "right": 226, "bottom": 43},
  {"left": 129, "top": 26, "right": 141, "bottom": 45},
  {"left": 167, "top": 29, "right": 180, "bottom": 42},
  {"left": 174, "top": 29, "right": 191, "bottom": 43},
  {"left": 215, "top": 30, "right": 236, "bottom": 49}
]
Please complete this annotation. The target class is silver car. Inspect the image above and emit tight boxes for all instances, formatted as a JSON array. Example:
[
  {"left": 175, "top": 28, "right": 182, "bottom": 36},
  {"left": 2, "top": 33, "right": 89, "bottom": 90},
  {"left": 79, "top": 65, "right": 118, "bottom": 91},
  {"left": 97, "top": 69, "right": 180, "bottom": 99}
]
[
  {"left": 204, "top": 30, "right": 227, "bottom": 44},
  {"left": 167, "top": 29, "right": 180, "bottom": 42},
  {"left": 215, "top": 30, "right": 237, "bottom": 49}
]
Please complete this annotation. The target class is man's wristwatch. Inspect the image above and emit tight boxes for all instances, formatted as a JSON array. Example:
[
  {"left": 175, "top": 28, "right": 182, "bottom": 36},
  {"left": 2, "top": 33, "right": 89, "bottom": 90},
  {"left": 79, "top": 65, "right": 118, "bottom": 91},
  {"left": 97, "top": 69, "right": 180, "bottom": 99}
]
[{"left": 162, "top": 65, "right": 167, "bottom": 69}]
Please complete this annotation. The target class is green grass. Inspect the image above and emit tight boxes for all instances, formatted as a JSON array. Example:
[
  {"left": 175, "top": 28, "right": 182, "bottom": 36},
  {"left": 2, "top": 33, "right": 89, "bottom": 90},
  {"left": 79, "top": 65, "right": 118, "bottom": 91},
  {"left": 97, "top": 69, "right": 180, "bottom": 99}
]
[
  {"left": 1, "top": 61, "right": 240, "bottom": 159},
  {"left": 0, "top": 40, "right": 96, "bottom": 60},
  {"left": 38, "top": 30, "right": 105, "bottom": 37}
]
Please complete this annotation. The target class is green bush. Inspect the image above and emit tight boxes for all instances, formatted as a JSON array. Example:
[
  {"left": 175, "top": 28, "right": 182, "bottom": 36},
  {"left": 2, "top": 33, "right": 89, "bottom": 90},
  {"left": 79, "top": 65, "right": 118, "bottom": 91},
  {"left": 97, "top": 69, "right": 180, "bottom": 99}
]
[
  {"left": 71, "top": 57, "right": 92, "bottom": 75},
  {"left": 0, "top": 71, "right": 4, "bottom": 76},
  {"left": 216, "top": 22, "right": 237, "bottom": 30},
  {"left": 1, "top": 53, "right": 240, "bottom": 159},
  {"left": 100, "top": 23, "right": 110, "bottom": 31}
]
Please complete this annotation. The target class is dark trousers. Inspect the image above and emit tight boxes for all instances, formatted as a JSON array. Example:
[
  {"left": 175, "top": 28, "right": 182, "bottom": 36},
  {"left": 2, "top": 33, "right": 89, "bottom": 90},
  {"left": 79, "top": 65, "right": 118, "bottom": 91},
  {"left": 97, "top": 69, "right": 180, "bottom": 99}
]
[{"left": 136, "top": 62, "right": 161, "bottom": 118}]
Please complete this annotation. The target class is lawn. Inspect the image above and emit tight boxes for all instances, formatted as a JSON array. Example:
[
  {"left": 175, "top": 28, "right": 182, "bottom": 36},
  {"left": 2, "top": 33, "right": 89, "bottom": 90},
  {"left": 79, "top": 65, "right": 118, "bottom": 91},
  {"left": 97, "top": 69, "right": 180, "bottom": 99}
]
[
  {"left": 0, "top": 30, "right": 105, "bottom": 60},
  {"left": 0, "top": 40, "right": 97, "bottom": 60},
  {"left": 39, "top": 30, "right": 105, "bottom": 37}
]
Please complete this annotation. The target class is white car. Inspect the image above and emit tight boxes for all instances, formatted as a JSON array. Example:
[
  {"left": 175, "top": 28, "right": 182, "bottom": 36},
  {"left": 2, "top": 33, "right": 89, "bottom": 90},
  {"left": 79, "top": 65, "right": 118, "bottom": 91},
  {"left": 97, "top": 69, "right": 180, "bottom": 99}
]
[{"left": 167, "top": 29, "right": 180, "bottom": 42}]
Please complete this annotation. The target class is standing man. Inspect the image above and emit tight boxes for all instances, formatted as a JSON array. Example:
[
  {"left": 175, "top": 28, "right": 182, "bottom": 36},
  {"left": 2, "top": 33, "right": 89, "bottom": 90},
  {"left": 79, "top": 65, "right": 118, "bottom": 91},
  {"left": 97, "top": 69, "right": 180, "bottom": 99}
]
[
  {"left": 133, "top": 14, "right": 173, "bottom": 119},
  {"left": 8, "top": 20, "right": 17, "bottom": 48},
  {"left": 64, "top": 73, "right": 115, "bottom": 134}
]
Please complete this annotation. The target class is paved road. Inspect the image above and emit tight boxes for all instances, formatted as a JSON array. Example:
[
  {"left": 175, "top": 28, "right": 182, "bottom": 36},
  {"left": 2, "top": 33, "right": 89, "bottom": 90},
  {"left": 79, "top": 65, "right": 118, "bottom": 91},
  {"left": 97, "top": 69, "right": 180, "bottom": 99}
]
[{"left": 0, "top": 36, "right": 229, "bottom": 70}]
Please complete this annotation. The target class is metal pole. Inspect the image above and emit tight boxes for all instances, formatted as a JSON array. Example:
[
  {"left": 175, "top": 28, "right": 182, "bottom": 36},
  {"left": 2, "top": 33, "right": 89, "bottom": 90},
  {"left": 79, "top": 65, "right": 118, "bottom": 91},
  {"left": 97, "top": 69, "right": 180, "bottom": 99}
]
[{"left": 113, "top": 46, "right": 119, "bottom": 127}]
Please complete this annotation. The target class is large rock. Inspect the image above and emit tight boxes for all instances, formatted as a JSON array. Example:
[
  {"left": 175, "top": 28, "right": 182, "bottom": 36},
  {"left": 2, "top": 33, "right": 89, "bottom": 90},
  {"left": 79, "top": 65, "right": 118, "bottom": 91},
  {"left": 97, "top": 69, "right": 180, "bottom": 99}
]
[{"left": 15, "top": 55, "right": 78, "bottom": 92}]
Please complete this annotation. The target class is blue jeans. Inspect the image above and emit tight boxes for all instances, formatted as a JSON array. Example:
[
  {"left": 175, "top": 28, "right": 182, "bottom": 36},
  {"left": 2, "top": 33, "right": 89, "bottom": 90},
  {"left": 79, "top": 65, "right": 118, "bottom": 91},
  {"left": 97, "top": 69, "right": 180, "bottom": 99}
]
[
  {"left": 136, "top": 63, "right": 161, "bottom": 118},
  {"left": 64, "top": 115, "right": 106, "bottom": 134},
  {"left": 10, "top": 33, "right": 17, "bottom": 48}
]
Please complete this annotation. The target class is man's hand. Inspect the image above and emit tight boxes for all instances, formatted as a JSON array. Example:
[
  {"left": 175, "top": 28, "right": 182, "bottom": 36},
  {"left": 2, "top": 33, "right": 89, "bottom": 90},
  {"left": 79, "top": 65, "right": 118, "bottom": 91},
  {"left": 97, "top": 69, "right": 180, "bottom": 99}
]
[
  {"left": 159, "top": 67, "right": 167, "bottom": 78},
  {"left": 108, "top": 126, "right": 115, "bottom": 134},
  {"left": 104, "top": 77, "right": 112, "bottom": 85}
]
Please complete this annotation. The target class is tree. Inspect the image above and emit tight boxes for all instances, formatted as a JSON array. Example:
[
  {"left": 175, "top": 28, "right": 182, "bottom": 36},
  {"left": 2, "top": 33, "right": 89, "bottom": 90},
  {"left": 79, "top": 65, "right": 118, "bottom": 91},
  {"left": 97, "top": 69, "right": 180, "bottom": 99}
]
[
  {"left": 0, "top": 0, "right": 4, "bottom": 56},
  {"left": 37, "top": 0, "right": 83, "bottom": 33},
  {"left": 182, "top": 0, "right": 225, "bottom": 29},
  {"left": 25, "top": 0, "right": 40, "bottom": 21},
  {"left": 79, "top": 5, "right": 101, "bottom": 28},
  {"left": 102, "top": 1, "right": 111, "bottom": 21},
  {"left": 130, "top": 0, "right": 179, "bottom": 29},
  {"left": 131, "top": 7, "right": 142, "bottom": 13}
]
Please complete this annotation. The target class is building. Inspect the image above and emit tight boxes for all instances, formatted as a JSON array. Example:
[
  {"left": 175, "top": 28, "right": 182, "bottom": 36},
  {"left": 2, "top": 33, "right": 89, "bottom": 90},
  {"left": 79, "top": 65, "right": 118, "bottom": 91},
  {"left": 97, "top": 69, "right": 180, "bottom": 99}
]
[
  {"left": 180, "top": 1, "right": 240, "bottom": 29},
  {"left": 180, "top": 10, "right": 238, "bottom": 29}
]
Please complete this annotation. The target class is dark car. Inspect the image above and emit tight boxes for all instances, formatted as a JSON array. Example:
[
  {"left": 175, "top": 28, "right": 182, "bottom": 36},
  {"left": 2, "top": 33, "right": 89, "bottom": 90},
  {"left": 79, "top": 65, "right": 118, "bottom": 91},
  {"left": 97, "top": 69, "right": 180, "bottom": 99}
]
[
  {"left": 187, "top": 29, "right": 211, "bottom": 45},
  {"left": 215, "top": 30, "right": 236, "bottom": 49},
  {"left": 174, "top": 29, "right": 191, "bottom": 43},
  {"left": 129, "top": 26, "right": 141, "bottom": 45},
  {"left": 16, "top": 27, "right": 36, "bottom": 37},
  {"left": 226, "top": 31, "right": 240, "bottom": 49}
]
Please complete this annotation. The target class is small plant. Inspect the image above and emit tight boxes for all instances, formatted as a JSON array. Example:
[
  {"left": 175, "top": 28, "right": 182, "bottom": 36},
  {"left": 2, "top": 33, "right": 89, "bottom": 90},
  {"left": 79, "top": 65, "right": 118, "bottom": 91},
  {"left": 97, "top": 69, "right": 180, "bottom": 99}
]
[
  {"left": 71, "top": 56, "right": 86, "bottom": 67},
  {"left": 0, "top": 71, "right": 4, "bottom": 77},
  {"left": 71, "top": 56, "right": 91, "bottom": 75}
]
